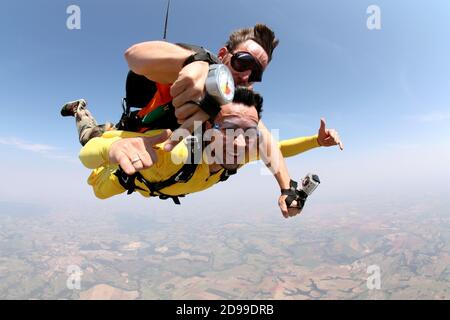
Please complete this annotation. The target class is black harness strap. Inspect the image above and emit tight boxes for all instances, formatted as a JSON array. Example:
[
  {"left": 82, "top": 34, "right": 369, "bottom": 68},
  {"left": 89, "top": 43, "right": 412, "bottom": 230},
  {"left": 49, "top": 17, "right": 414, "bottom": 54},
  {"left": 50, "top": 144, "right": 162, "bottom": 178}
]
[
  {"left": 114, "top": 169, "right": 146, "bottom": 195},
  {"left": 133, "top": 171, "right": 186, "bottom": 205},
  {"left": 113, "top": 136, "right": 201, "bottom": 205}
]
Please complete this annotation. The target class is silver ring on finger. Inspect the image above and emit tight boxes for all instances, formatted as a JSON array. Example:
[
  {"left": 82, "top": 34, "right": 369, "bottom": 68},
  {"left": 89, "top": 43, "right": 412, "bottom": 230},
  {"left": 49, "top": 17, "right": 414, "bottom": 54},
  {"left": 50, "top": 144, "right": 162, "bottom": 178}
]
[
  {"left": 131, "top": 155, "right": 141, "bottom": 164},
  {"left": 192, "top": 95, "right": 204, "bottom": 105}
]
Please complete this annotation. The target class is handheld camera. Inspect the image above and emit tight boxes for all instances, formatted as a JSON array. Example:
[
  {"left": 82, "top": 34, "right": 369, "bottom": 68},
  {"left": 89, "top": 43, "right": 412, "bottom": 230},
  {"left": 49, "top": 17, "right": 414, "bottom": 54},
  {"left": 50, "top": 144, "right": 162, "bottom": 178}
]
[{"left": 283, "top": 173, "right": 321, "bottom": 210}]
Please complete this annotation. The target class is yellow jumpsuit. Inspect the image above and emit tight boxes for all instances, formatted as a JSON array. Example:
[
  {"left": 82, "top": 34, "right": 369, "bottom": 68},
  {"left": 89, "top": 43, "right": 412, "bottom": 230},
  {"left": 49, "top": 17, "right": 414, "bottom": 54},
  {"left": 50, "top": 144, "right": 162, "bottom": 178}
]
[{"left": 79, "top": 130, "right": 320, "bottom": 199}]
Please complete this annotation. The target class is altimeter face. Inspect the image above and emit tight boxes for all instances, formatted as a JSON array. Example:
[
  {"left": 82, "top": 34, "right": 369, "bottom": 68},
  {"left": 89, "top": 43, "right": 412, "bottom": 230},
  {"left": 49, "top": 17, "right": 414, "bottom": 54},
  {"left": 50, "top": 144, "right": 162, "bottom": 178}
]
[{"left": 216, "top": 65, "right": 235, "bottom": 103}]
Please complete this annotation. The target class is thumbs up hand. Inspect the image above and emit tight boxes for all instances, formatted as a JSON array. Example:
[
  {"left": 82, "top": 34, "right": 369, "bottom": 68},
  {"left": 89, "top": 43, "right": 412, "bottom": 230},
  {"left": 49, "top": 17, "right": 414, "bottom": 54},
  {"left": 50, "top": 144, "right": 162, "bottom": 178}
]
[{"left": 317, "top": 118, "right": 344, "bottom": 150}]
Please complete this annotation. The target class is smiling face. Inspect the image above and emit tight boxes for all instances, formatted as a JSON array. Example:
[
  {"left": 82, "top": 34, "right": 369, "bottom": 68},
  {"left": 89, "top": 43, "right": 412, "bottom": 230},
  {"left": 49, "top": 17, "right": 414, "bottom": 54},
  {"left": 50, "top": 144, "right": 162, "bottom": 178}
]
[
  {"left": 210, "top": 102, "right": 260, "bottom": 170},
  {"left": 218, "top": 40, "right": 269, "bottom": 87}
]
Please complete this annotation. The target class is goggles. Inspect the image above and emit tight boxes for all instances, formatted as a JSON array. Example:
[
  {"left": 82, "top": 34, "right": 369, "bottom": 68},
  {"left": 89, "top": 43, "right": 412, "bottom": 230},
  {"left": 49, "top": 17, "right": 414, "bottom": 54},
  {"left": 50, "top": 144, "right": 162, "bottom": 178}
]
[{"left": 230, "top": 51, "right": 264, "bottom": 83}]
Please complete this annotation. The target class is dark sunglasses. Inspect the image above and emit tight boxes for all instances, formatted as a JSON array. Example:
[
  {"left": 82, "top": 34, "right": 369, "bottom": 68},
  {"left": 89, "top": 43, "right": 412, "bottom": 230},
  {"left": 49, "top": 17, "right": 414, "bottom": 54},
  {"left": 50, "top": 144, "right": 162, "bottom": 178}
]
[{"left": 230, "top": 51, "right": 264, "bottom": 83}]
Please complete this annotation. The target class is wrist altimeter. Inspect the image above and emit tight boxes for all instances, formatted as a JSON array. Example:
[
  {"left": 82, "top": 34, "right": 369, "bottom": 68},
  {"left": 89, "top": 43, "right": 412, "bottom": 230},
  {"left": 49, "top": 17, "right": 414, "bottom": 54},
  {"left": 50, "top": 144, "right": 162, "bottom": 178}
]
[
  {"left": 199, "top": 64, "right": 235, "bottom": 120},
  {"left": 141, "top": 63, "right": 234, "bottom": 127},
  {"left": 182, "top": 49, "right": 235, "bottom": 120}
]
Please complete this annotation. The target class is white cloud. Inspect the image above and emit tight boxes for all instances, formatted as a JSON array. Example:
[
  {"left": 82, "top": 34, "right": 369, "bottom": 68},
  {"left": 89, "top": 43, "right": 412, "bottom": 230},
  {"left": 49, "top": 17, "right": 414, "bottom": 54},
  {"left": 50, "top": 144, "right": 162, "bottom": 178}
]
[
  {"left": 0, "top": 137, "right": 55, "bottom": 153},
  {"left": 0, "top": 137, "right": 77, "bottom": 163}
]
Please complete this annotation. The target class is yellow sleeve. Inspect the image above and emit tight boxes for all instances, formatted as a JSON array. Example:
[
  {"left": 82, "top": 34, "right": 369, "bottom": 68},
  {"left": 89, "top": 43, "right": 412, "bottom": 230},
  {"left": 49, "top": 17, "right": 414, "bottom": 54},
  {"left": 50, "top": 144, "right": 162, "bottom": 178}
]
[
  {"left": 78, "top": 136, "right": 121, "bottom": 169},
  {"left": 79, "top": 129, "right": 176, "bottom": 200},
  {"left": 78, "top": 130, "right": 168, "bottom": 169},
  {"left": 279, "top": 135, "right": 320, "bottom": 158},
  {"left": 245, "top": 134, "right": 321, "bottom": 164},
  {"left": 87, "top": 166, "right": 125, "bottom": 199}
]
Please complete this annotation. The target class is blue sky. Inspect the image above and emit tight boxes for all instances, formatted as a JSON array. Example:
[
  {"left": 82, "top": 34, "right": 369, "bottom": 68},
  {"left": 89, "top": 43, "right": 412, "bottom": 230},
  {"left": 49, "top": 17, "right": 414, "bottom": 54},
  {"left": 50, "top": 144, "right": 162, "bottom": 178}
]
[{"left": 0, "top": 0, "right": 449, "bottom": 213}]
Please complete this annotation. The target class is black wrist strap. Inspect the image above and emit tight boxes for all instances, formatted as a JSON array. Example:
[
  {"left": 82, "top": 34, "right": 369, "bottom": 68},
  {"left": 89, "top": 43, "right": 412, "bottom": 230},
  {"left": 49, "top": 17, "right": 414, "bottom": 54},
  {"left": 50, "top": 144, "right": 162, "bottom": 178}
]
[
  {"left": 281, "top": 180, "right": 298, "bottom": 208},
  {"left": 179, "top": 46, "right": 222, "bottom": 120},
  {"left": 281, "top": 180, "right": 308, "bottom": 208},
  {"left": 182, "top": 51, "right": 215, "bottom": 67},
  {"left": 280, "top": 180, "right": 298, "bottom": 195}
]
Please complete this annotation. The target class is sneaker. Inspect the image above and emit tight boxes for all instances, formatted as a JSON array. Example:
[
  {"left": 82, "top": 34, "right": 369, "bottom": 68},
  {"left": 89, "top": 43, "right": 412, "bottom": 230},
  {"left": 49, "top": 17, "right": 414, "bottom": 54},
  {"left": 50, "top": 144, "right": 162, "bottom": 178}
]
[{"left": 60, "top": 99, "right": 87, "bottom": 117}]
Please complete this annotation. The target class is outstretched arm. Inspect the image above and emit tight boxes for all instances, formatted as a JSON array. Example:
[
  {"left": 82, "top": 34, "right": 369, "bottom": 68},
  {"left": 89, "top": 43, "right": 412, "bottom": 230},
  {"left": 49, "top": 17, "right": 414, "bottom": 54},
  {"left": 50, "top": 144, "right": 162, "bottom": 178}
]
[
  {"left": 250, "top": 119, "right": 343, "bottom": 163},
  {"left": 251, "top": 118, "right": 343, "bottom": 219},
  {"left": 125, "top": 41, "right": 208, "bottom": 104},
  {"left": 125, "top": 41, "right": 193, "bottom": 83},
  {"left": 125, "top": 41, "right": 210, "bottom": 145},
  {"left": 79, "top": 130, "right": 170, "bottom": 172},
  {"left": 79, "top": 130, "right": 175, "bottom": 200},
  {"left": 107, "top": 130, "right": 170, "bottom": 175},
  {"left": 257, "top": 121, "right": 295, "bottom": 218},
  {"left": 279, "top": 118, "right": 344, "bottom": 158}
]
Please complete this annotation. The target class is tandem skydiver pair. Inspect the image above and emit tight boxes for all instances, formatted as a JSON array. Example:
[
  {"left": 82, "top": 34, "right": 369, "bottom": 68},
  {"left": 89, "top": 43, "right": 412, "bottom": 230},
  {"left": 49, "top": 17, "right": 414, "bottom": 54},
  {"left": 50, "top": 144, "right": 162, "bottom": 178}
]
[{"left": 61, "top": 24, "right": 343, "bottom": 219}]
